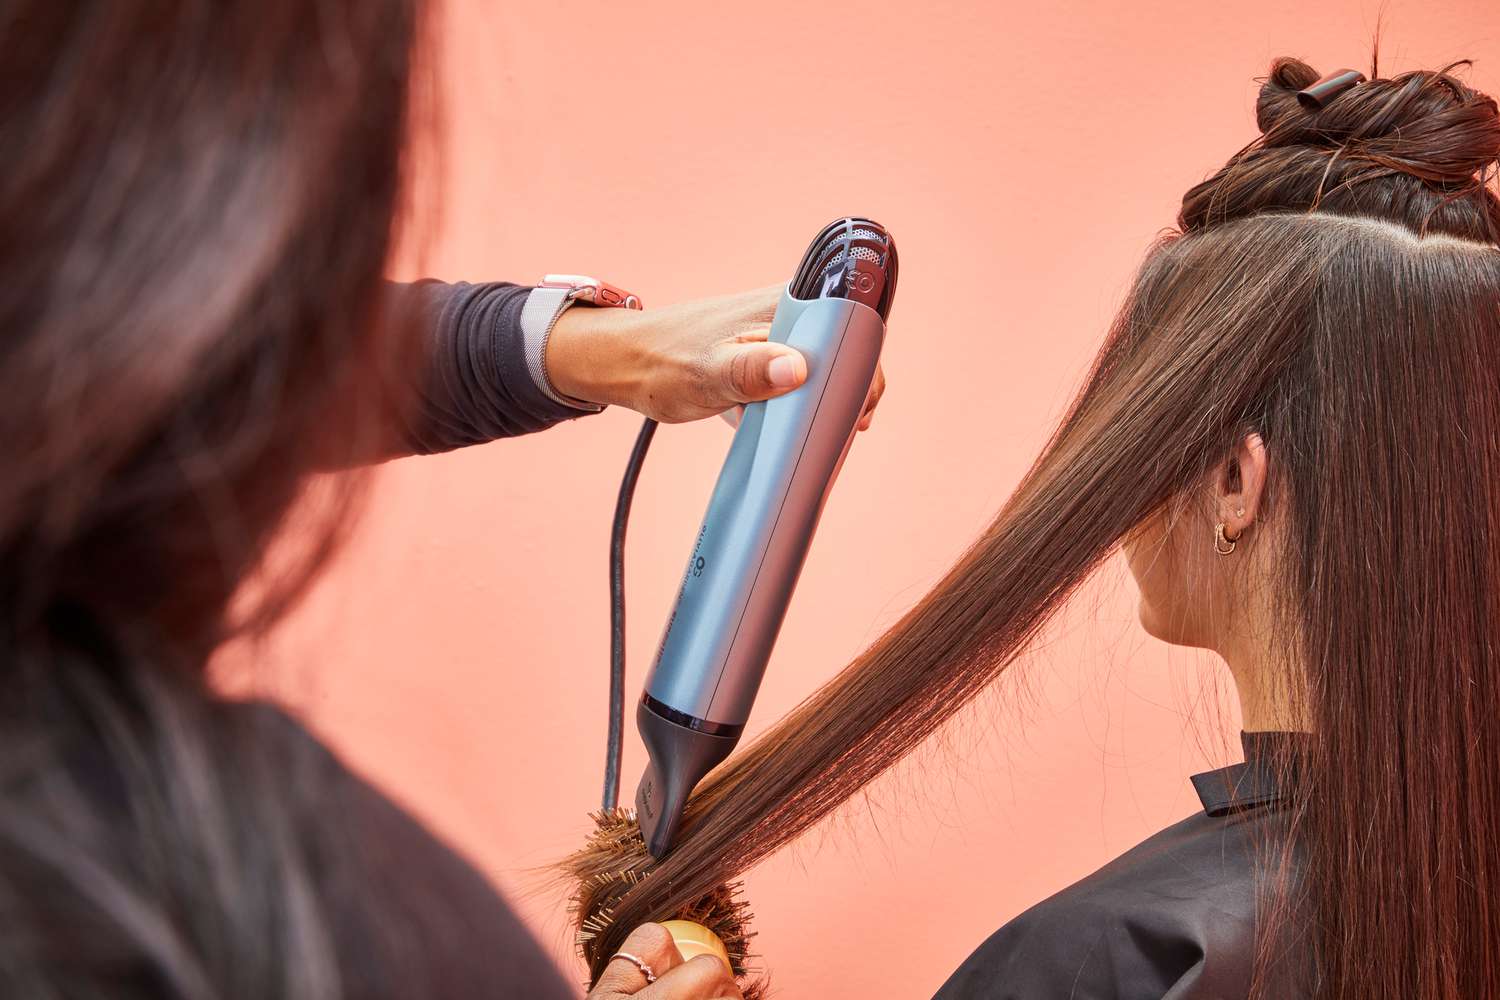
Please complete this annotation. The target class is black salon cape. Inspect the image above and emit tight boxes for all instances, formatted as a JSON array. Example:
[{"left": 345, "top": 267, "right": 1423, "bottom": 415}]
[{"left": 932, "top": 733, "right": 1306, "bottom": 999}]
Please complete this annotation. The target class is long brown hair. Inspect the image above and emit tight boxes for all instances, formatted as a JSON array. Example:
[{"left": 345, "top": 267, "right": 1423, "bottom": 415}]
[
  {"left": 571, "top": 57, "right": 1500, "bottom": 998},
  {"left": 0, "top": 2, "right": 430, "bottom": 995}
]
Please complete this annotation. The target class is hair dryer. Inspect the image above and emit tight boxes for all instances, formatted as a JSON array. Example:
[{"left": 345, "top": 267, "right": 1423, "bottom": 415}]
[{"left": 633, "top": 218, "right": 897, "bottom": 858}]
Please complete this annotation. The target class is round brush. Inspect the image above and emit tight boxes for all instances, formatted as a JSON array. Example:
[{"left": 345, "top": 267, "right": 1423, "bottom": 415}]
[{"left": 564, "top": 807, "right": 761, "bottom": 997}]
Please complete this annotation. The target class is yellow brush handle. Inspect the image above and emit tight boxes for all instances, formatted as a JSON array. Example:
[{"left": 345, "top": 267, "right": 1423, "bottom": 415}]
[{"left": 660, "top": 920, "right": 731, "bottom": 970}]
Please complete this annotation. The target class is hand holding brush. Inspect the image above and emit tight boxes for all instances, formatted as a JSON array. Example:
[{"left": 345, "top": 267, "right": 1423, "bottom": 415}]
[{"left": 585, "top": 923, "right": 742, "bottom": 1000}]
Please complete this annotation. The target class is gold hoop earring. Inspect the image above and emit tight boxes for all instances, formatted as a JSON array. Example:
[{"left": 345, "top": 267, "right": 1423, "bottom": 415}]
[{"left": 1214, "top": 522, "right": 1239, "bottom": 556}]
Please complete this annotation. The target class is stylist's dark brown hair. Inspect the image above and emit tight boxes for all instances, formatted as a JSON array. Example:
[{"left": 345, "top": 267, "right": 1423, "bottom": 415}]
[
  {"left": 0, "top": 2, "right": 422, "bottom": 643},
  {"left": 0, "top": 2, "right": 429, "bottom": 996},
  {"left": 569, "top": 57, "right": 1500, "bottom": 999}
]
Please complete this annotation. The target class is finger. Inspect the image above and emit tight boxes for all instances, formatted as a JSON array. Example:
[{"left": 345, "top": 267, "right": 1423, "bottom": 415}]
[
  {"left": 866, "top": 363, "right": 887, "bottom": 413},
  {"left": 715, "top": 343, "right": 807, "bottom": 405},
  {"left": 858, "top": 364, "right": 887, "bottom": 431},
  {"left": 593, "top": 924, "right": 685, "bottom": 996},
  {"left": 639, "top": 954, "right": 742, "bottom": 1000}
]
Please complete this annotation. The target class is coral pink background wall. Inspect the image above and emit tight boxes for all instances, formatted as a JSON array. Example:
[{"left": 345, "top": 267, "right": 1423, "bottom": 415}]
[{"left": 251, "top": 2, "right": 1499, "bottom": 996}]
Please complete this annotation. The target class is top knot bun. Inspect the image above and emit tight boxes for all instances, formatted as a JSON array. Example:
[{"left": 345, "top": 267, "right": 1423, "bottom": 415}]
[
  {"left": 1254, "top": 57, "right": 1500, "bottom": 185},
  {"left": 1179, "top": 56, "right": 1500, "bottom": 242}
]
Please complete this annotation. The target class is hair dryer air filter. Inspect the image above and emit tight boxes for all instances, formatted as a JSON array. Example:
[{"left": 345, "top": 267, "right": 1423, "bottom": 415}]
[
  {"left": 634, "top": 218, "right": 896, "bottom": 858},
  {"left": 790, "top": 218, "right": 898, "bottom": 316}
]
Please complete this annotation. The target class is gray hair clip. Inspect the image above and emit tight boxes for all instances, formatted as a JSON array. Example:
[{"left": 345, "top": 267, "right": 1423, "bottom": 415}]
[{"left": 1297, "top": 69, "right": 1368, "bottom": 110}]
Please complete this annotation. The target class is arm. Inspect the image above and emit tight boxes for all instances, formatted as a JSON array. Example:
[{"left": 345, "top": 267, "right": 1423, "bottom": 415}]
[
  {"left": 367, "top": 279, "right": 887, "bottom": 463},
  {"left": 386, "top": 279, "right": 596, "bottom": 457}
]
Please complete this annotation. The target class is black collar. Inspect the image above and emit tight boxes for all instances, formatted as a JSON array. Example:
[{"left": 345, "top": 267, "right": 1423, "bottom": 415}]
[{"left": 1189, "top": 731, "right": 1309, "bottom": 817}]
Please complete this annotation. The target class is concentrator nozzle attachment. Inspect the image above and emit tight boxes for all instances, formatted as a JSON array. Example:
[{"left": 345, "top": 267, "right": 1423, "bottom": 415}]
[{"left": 635, "top": 695, "right": 740, "bottom": 858}]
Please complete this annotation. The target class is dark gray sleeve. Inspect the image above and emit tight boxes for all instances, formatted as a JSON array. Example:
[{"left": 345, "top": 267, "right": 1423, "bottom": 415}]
[{"left": 388, "top": 279, "right": 600, "bottom": 457}]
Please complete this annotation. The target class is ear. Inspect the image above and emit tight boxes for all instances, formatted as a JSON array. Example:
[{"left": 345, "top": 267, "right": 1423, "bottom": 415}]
[{"left": 1214, "top": 433, "right": 1267, "bottom": 539}]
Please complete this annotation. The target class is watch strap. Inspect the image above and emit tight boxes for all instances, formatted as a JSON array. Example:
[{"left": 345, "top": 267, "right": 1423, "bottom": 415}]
[{"left": 519, "top": 285, "right": 606, "bottom": 412}]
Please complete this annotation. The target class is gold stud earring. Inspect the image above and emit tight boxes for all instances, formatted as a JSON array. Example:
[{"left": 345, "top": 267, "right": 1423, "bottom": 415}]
[
  {"left": 1236, "top": 507, "right": 1245, "bottom": 517},
  {"left": 1214, "top": 522, "right": 1239, "bottom": 555}
]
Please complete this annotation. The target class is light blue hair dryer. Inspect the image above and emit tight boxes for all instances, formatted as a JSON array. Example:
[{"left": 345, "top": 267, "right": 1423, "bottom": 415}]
[{"left": 632, "top": 218, "right": 897, "bottom": 857}]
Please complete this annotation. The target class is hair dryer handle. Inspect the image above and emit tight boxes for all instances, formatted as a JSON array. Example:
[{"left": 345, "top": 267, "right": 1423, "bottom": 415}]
[
  {"left": 643, "top": 287, "right": 884, "bottom": 722},
  {"left": 634, "top": 286, "right": 884, "bottom": 857}
]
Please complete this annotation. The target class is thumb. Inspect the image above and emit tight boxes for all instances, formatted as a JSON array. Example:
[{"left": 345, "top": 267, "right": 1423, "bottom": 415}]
[{"left": 716, "top": 343, "right": 807, "bottom": 404}]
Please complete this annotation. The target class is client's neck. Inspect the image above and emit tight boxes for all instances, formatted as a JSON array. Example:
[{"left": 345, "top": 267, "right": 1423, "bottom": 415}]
[{"left": 1221, "top": 640, "right": 1309, "bottom": 733}]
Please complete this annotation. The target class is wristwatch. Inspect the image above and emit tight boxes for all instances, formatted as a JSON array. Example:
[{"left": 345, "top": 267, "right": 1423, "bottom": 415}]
[{"left": 520, "top": 274, "right": 644, "bottom": 411}]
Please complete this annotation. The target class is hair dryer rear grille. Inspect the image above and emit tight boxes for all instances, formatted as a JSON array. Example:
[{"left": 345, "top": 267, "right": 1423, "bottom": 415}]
[{"left": 791, "top": 218, "right": 898, "bottom": 319}]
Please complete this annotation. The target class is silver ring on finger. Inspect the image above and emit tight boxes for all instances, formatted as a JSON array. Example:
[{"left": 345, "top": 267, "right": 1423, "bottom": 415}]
[{"left": 610, "top": 951, "right": 658, "bottom": 985}]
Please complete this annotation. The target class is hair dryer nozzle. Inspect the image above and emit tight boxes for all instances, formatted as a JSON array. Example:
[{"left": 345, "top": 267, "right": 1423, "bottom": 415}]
[{"left": 635, "top": 696, "right": 739, "bottom": 858}]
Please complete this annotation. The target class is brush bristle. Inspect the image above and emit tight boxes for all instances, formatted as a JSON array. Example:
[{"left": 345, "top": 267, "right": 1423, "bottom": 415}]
[{"left": 564, "top": 807, "right": 766, "bottom": 999}]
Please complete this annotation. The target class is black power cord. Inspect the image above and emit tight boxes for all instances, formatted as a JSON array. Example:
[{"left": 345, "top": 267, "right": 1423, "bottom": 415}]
[{"left": 602, "top": 416, "right": 658, "bottom": 811}]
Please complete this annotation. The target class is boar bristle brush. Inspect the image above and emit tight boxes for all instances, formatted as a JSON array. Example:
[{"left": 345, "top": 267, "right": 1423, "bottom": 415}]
[{"left": 564, "top": 219, "right": 897, "bottom": 996}]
